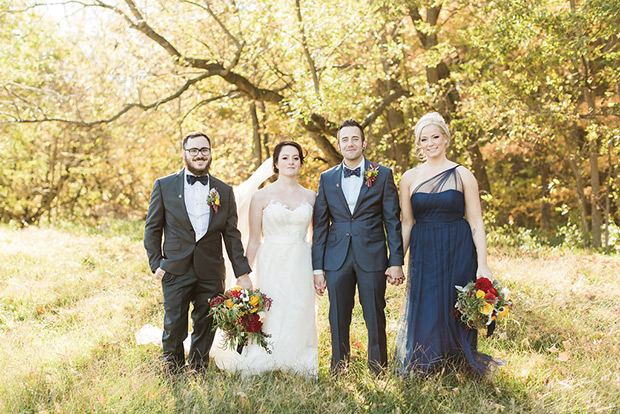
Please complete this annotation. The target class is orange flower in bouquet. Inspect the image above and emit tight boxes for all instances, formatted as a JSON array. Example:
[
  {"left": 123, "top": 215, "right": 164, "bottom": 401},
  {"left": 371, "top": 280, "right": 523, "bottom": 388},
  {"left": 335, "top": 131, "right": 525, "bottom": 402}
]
[{"left": 209, "top": 286, "right": 273, "bottom": 353}]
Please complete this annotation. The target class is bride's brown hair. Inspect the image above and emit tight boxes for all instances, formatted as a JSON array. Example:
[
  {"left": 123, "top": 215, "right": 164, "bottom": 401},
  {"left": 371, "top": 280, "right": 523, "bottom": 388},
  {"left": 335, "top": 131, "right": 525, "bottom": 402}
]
[{"left": 272, "top": 141, "right": 305, "bottom": 173}]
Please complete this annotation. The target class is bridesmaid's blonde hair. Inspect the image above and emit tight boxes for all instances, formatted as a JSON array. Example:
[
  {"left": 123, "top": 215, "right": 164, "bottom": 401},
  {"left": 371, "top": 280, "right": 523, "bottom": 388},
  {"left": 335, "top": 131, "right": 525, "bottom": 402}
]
[{"left": 414, "top": 112, "right": 451, "bottom": 161}]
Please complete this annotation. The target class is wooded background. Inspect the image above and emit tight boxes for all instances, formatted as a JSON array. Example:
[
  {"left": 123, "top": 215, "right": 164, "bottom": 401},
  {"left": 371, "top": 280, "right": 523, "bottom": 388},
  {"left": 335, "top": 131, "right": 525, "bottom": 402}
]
[{"left": 0, "top": 0, "right": 618, "bottom": 249}]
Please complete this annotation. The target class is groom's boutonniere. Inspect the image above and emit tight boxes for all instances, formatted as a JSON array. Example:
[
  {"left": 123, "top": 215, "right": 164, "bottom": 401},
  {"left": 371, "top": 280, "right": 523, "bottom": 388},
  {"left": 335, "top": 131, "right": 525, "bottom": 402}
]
[
  {"left": 207, "top": 188, "right": 220, "bottom": 214},
  {"left": 364, "top": 162, "right": 379, "bottom": 188}
]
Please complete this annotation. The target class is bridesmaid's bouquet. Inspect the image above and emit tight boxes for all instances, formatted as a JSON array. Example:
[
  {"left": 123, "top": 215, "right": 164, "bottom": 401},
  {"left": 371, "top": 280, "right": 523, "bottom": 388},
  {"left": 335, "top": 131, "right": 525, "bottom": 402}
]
[
  {"left": 209, "top": 286, "right": 273, "bottom": 353},
  {"left": 454, "top": 277, "right": 513, "bottom": 334}
]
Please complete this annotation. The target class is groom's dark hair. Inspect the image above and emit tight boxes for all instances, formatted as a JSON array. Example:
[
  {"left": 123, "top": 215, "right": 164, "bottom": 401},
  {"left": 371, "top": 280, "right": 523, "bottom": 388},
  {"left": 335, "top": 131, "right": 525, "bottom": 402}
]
[
  {"left": 337, "top": 119, "right": 365, "bottom": 142},
  {"left": 182, "top": 131, "right": 211, "bottom": 149},
  {"left": 273, "top": 140, "right": 305, "bottom": 173}
]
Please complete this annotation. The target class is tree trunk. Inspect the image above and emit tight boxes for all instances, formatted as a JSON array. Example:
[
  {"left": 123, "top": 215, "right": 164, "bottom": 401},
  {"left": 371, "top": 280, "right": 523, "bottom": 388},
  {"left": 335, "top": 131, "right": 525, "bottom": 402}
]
[
  {"left": 589, "top": 139, "right": 602, "bottom": 248},
  {"left": 565, "top": 155, "right": 591, "bottom": 246},
  {"left": 541, "top": 157, "right": 551, "bottom": 232},
  {"left": 249, "top": 102, "right": 262, "bottom": 168},
  {"left": 467, "top": 137, "right": 491, "bottom": 195}
]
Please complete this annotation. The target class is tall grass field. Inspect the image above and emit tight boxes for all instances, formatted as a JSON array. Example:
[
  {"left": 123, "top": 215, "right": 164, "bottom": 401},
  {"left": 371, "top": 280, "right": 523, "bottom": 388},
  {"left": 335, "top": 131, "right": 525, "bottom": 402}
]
[{"left": 0, "top": 223, "right": 619, "bottom": 413}]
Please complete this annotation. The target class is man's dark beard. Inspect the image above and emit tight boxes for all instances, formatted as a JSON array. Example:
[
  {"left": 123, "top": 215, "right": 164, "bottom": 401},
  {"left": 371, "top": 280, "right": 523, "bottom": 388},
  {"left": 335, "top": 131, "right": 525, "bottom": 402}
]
[{"left": 185, "top": 156, "right": 211, "bottom": 176}]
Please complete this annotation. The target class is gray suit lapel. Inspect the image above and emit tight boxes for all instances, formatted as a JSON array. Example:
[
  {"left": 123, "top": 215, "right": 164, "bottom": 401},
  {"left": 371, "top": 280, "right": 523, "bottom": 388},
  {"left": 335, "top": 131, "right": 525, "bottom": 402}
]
[
  {"left": 330, "top": 164, "right": 351, "bottom": 215},
  {"left": 176, "top": 169, "right": 193, "bottom": 231}
]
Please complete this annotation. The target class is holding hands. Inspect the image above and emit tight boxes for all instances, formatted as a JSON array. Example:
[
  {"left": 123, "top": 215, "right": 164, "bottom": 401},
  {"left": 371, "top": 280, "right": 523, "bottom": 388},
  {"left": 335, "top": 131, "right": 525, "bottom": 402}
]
[
  {"left": 386, "top": 265, "right": 405, "bottom": 286},
  {"left": 236, "top": 274, "right": 253, "bottom": 290},
  {"left": 314, "top": 273, "right": 327, "bottom": 296}
]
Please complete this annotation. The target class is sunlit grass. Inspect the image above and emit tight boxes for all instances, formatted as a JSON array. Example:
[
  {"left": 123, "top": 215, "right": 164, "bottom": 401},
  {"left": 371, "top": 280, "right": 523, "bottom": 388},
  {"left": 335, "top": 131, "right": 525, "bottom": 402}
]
[{"left": 0, "top": 225, "right": 619, "bottom": 413}]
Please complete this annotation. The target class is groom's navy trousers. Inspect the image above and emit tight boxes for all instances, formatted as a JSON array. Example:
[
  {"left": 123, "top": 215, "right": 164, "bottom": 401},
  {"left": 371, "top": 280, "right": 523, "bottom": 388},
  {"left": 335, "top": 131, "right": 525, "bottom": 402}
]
[{"left": 325, "top": 248, "right": 388, "bottom": 371}]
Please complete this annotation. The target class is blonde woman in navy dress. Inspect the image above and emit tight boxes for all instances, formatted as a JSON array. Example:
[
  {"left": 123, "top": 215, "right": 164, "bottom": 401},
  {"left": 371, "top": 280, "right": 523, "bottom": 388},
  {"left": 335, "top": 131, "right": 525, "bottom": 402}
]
[{"left": 395, "top": 112, "right": 495, "bottom": 376}]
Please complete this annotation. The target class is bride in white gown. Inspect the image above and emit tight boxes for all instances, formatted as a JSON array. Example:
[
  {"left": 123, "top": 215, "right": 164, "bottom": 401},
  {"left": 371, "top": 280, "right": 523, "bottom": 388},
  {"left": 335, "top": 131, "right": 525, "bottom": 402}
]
[{"left": 210, "top": 141, "right": 318, "bottom": 377}]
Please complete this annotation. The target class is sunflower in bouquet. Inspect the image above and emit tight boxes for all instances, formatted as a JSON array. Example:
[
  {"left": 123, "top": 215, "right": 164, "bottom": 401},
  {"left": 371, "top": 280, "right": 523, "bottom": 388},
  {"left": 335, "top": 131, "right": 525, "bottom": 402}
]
[
  {"left": 209, "top": 286, "right": 273, "bottom": 353},
  {"left": 454, "top": 277, "right": 513, "bottom": 334}
]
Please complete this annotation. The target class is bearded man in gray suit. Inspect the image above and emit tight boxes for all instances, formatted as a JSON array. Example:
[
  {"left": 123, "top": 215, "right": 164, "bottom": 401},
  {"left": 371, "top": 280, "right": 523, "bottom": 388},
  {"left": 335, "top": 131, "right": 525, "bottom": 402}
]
[{"left": 144, "top": 131, "right": 252, "bottom": 375}]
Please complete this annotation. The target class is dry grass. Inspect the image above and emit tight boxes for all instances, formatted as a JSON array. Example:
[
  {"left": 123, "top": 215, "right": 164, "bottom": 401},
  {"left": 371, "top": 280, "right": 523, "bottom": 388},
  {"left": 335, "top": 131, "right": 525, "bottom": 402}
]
[{"left": 0, "top": 224, "right": 619, "bottom": 413}]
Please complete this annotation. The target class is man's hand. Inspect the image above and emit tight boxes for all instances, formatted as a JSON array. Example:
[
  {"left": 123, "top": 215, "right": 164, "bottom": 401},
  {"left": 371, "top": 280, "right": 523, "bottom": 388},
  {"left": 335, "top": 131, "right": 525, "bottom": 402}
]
[
  {"left": 385, "top": 266, "right": 405, "bottom": 286},
  {"left": 314, "top": 273, "right": 327, "bottom": 296},
  {"left": 154, "top": 267, "right": 166, "bottom": 280},
  {"left": 236, "top": 274, "right": 253, "bottom": 290}
]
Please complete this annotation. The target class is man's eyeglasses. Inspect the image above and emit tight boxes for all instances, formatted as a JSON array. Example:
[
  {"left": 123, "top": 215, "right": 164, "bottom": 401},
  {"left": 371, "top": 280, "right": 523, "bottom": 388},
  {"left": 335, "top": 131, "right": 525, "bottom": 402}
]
[{"left": 184, "top": 147, "right": 211, "bottom": 156}]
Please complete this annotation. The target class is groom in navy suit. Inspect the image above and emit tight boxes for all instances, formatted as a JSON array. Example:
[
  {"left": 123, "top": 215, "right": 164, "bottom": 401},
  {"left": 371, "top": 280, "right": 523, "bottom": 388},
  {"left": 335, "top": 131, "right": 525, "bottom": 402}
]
[{"left": 312, "top": 119, "right": 405, "bottom": 375}]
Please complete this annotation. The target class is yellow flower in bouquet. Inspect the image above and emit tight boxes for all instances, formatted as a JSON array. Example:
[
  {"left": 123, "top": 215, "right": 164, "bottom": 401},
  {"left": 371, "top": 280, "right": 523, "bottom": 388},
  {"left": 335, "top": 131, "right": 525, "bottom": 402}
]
[
  {"left": 480, "top": 302, "right": 494, "bottom": 315},
  {"left": 249, "top": 295, "right": 260, "bottom": 306},
  {"left": 476, "top": 290, "right": 485, "bottom": 299}
]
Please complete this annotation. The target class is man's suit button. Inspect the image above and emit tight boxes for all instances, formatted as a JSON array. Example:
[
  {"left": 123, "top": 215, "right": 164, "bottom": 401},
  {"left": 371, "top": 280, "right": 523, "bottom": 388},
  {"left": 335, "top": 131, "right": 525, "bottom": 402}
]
[
  {"left": 350, "top": 218, "right": 355, "bottom": 222},
  {"left": 346, "top": 233, "right": 350, "bottom": 237}
]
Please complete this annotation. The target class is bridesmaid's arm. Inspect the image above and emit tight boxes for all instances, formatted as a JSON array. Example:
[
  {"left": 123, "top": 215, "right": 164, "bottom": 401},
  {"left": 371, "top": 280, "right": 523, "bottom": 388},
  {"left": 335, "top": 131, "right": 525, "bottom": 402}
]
[
  {"left": 399, "top": 169, "right": 415, "bottom": 256},
  {"left": 460, "top": 167, "right": 493, "bottom": 280}
]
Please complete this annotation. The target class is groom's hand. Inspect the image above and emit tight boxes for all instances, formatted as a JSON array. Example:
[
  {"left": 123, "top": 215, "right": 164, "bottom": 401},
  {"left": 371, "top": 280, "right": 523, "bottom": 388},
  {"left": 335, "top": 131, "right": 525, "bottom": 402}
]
[
  {"left": 236, "top": 274, "right": 253, "bottom": 290},
  {"left": 314, "top": 273, "right": 327, "bottom": 296},
  {"left": 385, "top": 266, "right": 405, "bottom": 286},
  {"left": 154, "top": 267, "right": 165, "bottom": 280}
]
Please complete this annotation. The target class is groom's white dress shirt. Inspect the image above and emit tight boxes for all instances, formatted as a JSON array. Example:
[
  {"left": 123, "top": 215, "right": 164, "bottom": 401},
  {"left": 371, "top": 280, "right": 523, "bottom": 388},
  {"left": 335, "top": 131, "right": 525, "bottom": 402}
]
[
  {"left": 341, "top": 159, "right": 365, "bottom": 214},
  {"left": 184, "top": 171, "right": 211, "bottom": 241}
]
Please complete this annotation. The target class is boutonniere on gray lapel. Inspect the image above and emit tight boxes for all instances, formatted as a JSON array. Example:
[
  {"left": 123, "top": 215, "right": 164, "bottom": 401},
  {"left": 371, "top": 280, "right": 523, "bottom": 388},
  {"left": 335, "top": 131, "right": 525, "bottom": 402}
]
[
  {"left": 207, "top": 187, "right": 220, "bottom": 214},
  {"left": 364, "top": 162, "right": 379, "bottom": 188}
]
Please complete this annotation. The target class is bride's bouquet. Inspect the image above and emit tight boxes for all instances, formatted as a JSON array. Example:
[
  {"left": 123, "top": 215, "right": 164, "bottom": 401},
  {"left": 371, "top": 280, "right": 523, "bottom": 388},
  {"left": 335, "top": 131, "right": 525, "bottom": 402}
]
[
  {"left": 454, "top": 277, "right": 513, "bottom": 334},
  {"left": 209, "top": 286, "right": 273, "bottom": 353}
]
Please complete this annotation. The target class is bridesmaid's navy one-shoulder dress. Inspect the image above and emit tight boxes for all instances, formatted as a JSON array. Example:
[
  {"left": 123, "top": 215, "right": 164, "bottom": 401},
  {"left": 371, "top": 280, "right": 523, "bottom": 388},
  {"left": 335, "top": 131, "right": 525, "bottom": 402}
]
[{"left": 395, "top": 166, "right": 492, "bottom": 375}]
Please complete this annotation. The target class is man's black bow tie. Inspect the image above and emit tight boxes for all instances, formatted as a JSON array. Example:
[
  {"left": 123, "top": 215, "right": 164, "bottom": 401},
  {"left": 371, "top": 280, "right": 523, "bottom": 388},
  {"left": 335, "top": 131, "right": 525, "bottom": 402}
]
[
  {"left": 343, "top": 166, "right": 361, "bottom": 178},
  {"left": 187, "top": 175, "right": 209, "bottom": 185}
]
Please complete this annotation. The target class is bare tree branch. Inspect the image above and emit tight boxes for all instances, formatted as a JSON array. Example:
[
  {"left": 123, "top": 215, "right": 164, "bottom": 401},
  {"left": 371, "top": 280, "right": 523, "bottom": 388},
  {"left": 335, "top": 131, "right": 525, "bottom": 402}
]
[
  {"left": 294, "top": 0, "right": 320, "bottom": 96},
  {"left": 361, "top": 85, "right": 411, "bottom": 129},
  {"left": 6, "top": 72, "right": 213, "bottom": 126}
]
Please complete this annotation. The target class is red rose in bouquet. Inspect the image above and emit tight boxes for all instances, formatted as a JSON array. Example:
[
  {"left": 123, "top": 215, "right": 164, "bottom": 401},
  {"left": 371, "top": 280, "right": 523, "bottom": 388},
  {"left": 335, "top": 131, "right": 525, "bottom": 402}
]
[
  {"left": 475, "top": 277, "right": 493, "bottom": 291},
  {"left": 247, "top": 313, "right": 263, "bottom": 333}
]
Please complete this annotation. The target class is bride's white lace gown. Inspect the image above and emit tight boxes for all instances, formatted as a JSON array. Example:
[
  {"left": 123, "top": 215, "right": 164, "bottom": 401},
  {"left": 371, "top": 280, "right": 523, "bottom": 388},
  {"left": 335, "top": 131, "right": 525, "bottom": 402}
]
[{"left": 210, "top": 200, "right": 318, "bottom": 377}]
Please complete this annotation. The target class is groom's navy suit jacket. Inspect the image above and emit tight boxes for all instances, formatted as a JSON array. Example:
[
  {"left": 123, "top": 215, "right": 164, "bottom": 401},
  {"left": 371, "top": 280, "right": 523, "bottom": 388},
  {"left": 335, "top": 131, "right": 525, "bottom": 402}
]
[
  {"left": 144, "top": 169, "right": 251, "bottom": 280},
  {"left": 312, "top": 159, "right": 404, "bottom": 272}
]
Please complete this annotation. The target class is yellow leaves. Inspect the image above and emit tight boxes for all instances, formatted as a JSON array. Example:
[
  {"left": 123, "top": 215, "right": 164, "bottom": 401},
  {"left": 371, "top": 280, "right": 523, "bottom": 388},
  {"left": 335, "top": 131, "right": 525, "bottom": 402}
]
[
  {"left": 547, "top": 341, "right": 571, "bottom": 361},
  {"left": 557, "top": 351, "right": 571, "bottom": 362}
]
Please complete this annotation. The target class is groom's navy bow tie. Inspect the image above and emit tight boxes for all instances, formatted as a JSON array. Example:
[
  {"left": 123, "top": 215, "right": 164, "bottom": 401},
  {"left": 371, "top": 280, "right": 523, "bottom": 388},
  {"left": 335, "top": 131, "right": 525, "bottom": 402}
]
[
  {"left": 343, "top": 166, "right": 361, "bottom": 178},
  {"left": 187, "top": 175, "right": 209, "bottom": 185}
]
